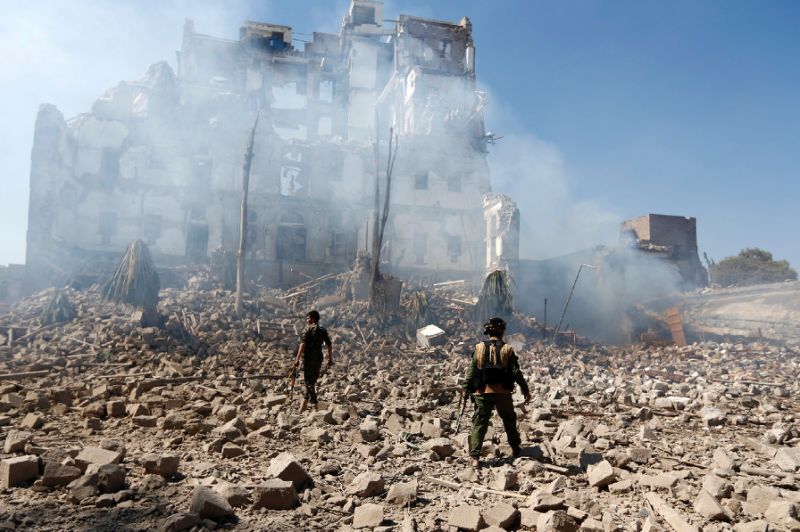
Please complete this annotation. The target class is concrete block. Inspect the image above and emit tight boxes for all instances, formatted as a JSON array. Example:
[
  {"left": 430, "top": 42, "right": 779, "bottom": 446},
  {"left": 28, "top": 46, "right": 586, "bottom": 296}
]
[
  {"left": 253, "top": 479, "right": 298, "bottom": 510},
  {"left": 416, "top": 325, "right": 446, "bottom": 348},
  {"left": 1, "top": 455, "right": 40, "bottom": 488},
  {"left": 141, "top": 453, "right": 179, "bottom": 477}
]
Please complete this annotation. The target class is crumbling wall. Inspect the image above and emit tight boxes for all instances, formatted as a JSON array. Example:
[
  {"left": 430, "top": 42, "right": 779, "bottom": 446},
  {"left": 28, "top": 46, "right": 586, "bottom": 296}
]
[{"left": 483, "top": 194, "right": 519, "bottom": 282}]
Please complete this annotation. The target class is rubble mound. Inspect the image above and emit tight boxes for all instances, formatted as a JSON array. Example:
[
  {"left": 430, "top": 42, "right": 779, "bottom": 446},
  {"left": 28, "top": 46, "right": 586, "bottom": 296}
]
[{"left": 0, "top": 280, "right": 798, "bottom": 530}]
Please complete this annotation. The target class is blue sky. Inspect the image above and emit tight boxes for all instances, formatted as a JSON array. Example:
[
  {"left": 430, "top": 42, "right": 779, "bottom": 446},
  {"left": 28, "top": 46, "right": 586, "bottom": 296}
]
[{"left": 1, "top": 1, "right": 798, "bottom": 268}]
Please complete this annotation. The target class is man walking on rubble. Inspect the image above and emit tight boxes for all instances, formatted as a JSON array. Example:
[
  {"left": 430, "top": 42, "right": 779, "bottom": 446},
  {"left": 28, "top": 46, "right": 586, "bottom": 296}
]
[
  {"left": 293, "top": 309, "right": 333, "bottom": 412},
  {"left": 463, "top": 317, "right": 531, "bottom": 468}
]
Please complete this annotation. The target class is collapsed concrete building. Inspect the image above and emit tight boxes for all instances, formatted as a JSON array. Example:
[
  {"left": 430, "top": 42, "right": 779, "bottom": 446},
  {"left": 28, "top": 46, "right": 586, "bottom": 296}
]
[
  {"left": 516, "top": 214, "right": 707, "bottom": 344},
  {"left": 24, "top": 1, "right": 516, "bottom": 293},
  {"left": 620, "top": 213, "right": 708, "bottom": 287}
]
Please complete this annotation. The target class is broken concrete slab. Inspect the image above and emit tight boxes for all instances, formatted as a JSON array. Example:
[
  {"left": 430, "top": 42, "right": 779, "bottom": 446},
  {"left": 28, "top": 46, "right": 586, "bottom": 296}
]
[{"left": 253, "top": 479, "right": 298, "bottom": 510}]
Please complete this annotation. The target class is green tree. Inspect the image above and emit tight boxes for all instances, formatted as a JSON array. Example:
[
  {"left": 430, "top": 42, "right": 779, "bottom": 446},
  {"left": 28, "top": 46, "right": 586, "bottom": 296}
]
[{"left": 710, "top": 248, "right": 797, "bottom": 286}]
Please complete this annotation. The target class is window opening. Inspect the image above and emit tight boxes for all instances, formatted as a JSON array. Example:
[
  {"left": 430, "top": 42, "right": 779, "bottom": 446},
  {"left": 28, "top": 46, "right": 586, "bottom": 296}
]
[{"left": 414, "top": 171, "right": 429, "bottom": 190}]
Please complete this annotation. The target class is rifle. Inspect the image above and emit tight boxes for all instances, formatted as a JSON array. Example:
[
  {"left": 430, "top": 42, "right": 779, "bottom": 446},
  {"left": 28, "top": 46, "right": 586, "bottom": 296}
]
[
  {"left": 454, "top": 390, "right": 469, "bottom": 433},
  {"left": 282, "top": 366, "right": 298, "bottom": 408}
]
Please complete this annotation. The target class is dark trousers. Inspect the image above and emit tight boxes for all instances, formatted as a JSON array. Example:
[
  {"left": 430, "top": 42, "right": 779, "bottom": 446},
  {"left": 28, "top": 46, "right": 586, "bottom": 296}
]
[
  {"left": 469, "top": 393, "right": 521, "bottom": 458},
  {"left": 303, "top": 354, "right": 323, "bottom": 404}
]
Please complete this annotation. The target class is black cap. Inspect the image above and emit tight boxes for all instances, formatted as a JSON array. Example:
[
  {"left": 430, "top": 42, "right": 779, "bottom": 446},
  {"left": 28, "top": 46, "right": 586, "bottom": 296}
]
[{"left": 483, "top": 317, "right": 506, "bottom": 335}]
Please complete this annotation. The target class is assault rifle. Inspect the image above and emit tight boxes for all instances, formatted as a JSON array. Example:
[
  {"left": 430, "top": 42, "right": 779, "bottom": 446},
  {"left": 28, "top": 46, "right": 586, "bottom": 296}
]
[
  {"left": 454, "top": 390, "right": 470, "bottom": 433},
  {"left": 282, "top": 366, "right": 298, "bottom": 409}
]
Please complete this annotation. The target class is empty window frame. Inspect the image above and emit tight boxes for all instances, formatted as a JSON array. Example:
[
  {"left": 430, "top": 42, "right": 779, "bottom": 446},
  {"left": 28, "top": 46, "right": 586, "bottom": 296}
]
[
  {"left": 246, "top": 211, "right": 260, "bottom": 250},
  {"left": 277, "top": 212, "right": 306, "bottom": 261},
  {"left": 100, "top": 148, "right": 120, "bottom": 184},
  {"left": 319, "top": 79, "right": 334, "bottom": 103},
  {"left": 352, "top": 5, "right": 376, "bottom": 26},
  {"left": 447, "top": 235, "right": 462, "bottom": 263},
  {"left": 438, "top": 39, "right": 452, "bottom": 59},
  {"left": 414, "top": 171, "right": 429, "bottom": 190},
  {"left": 185, "top": 222, "right": 209, "bottom": 261}
]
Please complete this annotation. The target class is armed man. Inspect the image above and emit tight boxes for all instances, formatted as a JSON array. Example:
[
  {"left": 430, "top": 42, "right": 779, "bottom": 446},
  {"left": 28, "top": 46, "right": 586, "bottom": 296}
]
[
  {"left": 293, "top": 309, "right": 333, "bottom": 412},
  {"left": 462, "top": 317, "right": 531, "bottom": 468}
]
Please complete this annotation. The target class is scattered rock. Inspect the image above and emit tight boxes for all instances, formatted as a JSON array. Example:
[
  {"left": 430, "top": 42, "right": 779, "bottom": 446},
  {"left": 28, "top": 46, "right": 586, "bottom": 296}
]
[
  {"left": 347, "top": 471, "right": 385, "bottom": 497},
  {"left": 190, "top": 485, "right": 234, "bottom": 519},
  {"left": 448, "top": 504, "right": 483, "bottom": 531},
  {"left": 353, "top": 503, "right": 385, "bottom": 529}
]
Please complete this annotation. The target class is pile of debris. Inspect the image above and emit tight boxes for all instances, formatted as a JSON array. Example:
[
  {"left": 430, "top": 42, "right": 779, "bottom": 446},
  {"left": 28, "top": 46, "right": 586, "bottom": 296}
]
[{"left": 0, "top": 279, "right": 798, "bottom": 531}]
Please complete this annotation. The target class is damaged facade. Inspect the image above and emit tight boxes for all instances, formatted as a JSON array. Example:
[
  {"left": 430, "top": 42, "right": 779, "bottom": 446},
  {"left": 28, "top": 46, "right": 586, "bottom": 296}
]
[{"left": 25, "top": 1, "right": 511, "bottom": 293}]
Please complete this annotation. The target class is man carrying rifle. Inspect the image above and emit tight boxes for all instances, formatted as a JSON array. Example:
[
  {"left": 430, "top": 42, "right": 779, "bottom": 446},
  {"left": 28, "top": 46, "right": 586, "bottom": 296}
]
[
  {"left": 462, "top": 317, "right": 530, "bottom": 468},
  {"left": 293, "top": 309, "right": 333, "bottom": 413}
]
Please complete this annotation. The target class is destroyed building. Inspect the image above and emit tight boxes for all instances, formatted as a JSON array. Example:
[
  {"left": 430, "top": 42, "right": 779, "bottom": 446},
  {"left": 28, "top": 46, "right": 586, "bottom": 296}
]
[
  {"left": 620, "top": 213, "right": 708, "bottom": 287},
  {"left": 515, "top": 214, "right": 707, "bottom": 344},
  {"left": 24, "top": 0, "right": 514, "bottom": 294}
]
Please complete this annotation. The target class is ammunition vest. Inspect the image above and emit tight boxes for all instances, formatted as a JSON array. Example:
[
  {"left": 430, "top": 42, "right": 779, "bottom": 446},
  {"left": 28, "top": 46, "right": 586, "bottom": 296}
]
[{"left": 470, "top": 339, "right": 515, "bottom": 391}]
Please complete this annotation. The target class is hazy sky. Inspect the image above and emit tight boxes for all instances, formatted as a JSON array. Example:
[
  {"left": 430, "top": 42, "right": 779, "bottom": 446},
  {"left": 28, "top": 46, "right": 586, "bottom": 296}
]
[{"left": 1, "top": 0, "right": 798, "bottom": 268}]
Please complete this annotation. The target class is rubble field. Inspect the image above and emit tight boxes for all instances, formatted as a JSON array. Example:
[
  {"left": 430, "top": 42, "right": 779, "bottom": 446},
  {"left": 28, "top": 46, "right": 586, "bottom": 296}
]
[{"left": 0, "top": 281, "right": 798, "bottom": 532}]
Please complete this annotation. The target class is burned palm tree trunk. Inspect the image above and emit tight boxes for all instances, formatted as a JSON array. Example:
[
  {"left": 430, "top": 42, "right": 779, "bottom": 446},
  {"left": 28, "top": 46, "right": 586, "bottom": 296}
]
[
  {"left": 235, "top": 114, "right": 259, "bottom": 318},
  {"left": 406, "top": 289, "right": 434, "bottom": 335},
  {"left": 40, "top": 289, "right": 76, "bottom": 326},
  {"left": 475, "top": 270, "right": 513, "bottom": 322},
  {"left": 103, "top": 239, "right": 160, "bottom": 326},
  {"left": 369, "top": 126, "right": 398, "bottom": 314}
]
